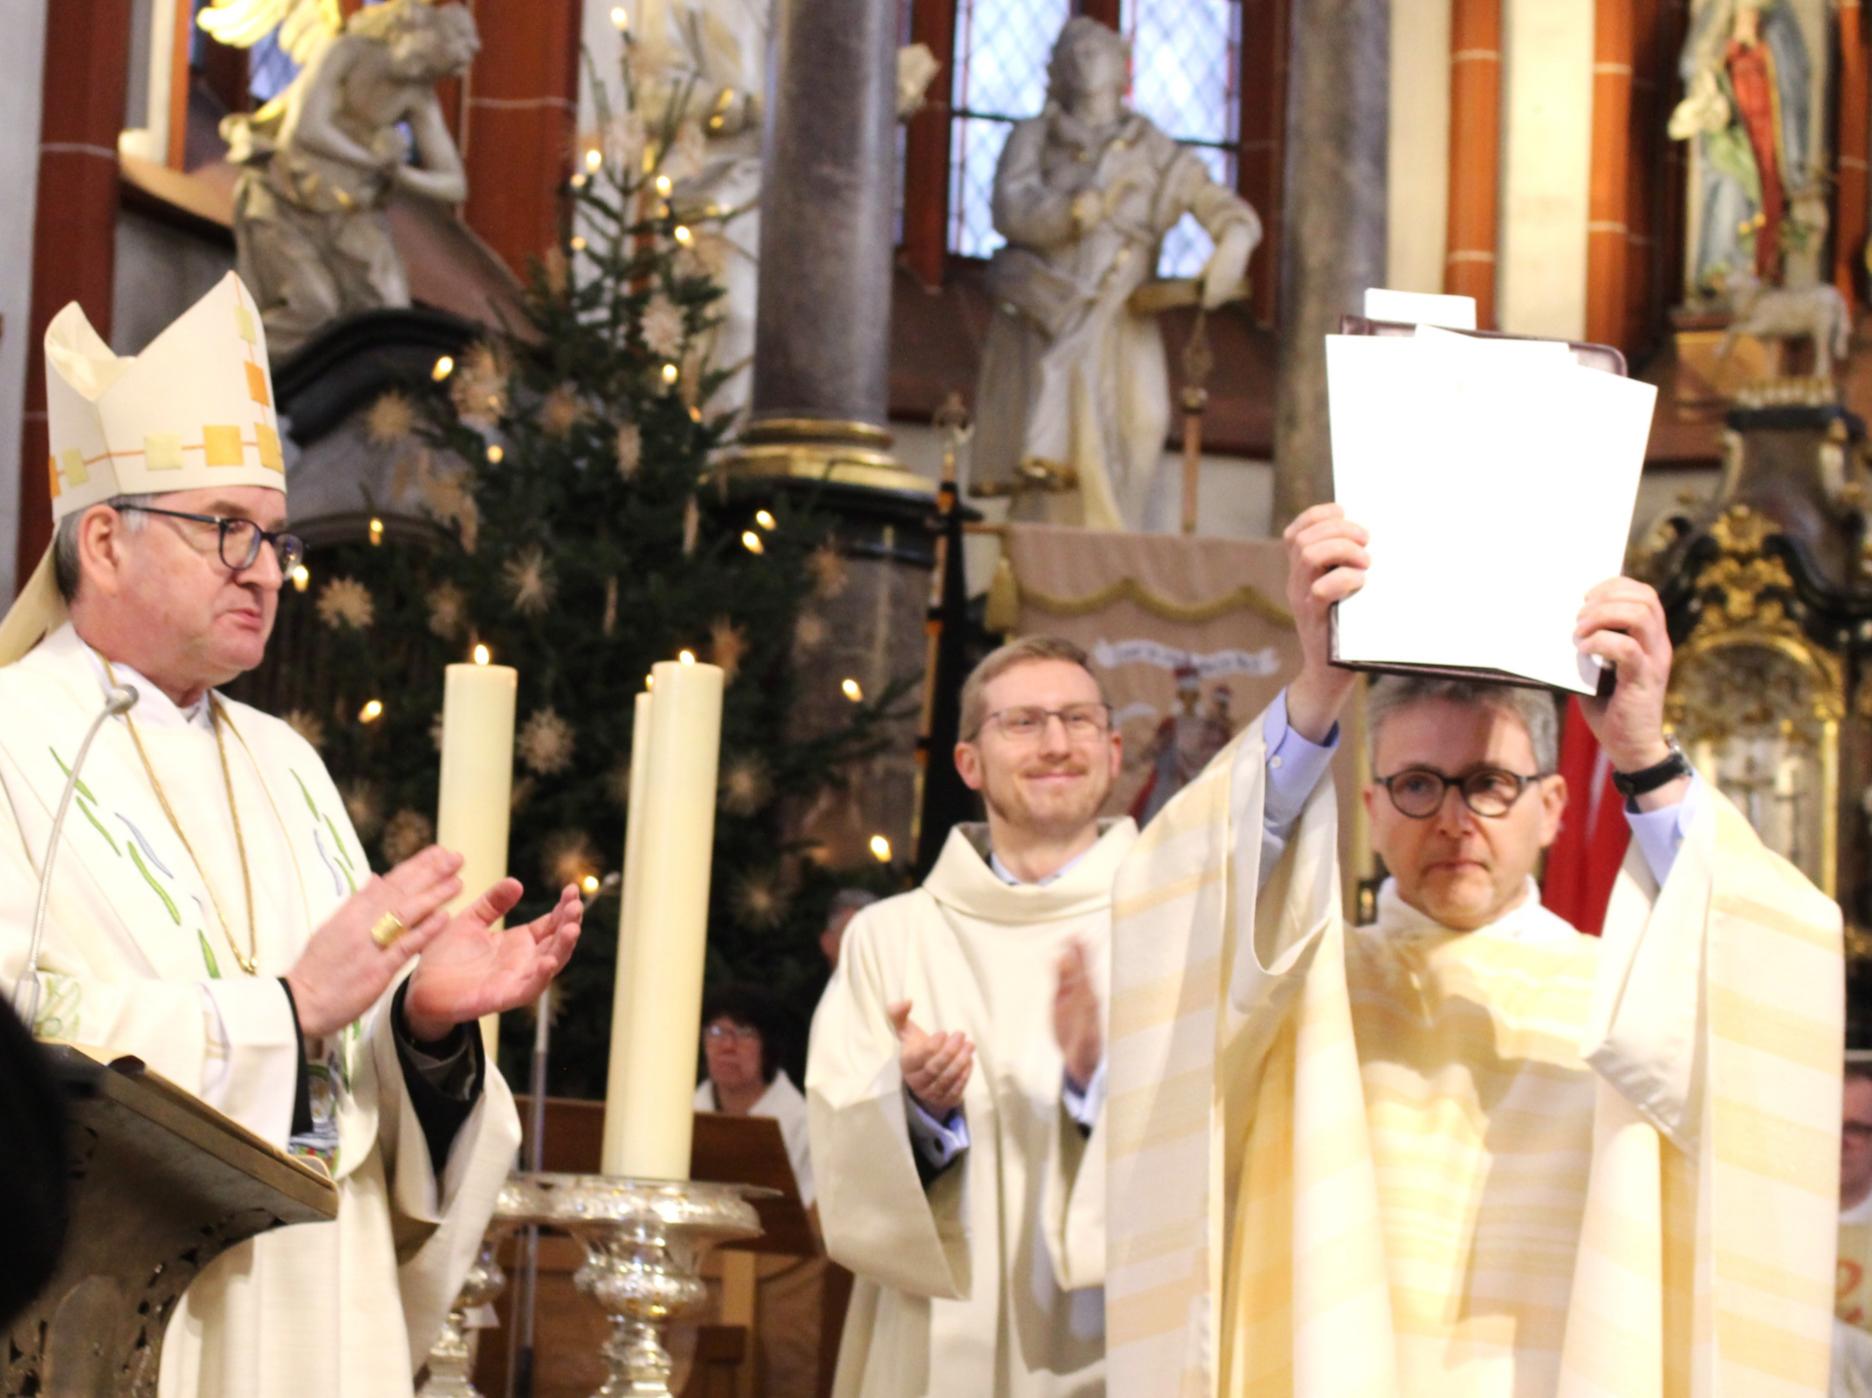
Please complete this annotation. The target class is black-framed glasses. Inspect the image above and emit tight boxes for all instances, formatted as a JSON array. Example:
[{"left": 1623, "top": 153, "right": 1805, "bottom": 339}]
[
  {"left": 975, "top": 703, "right": 1112, "bottom": 743},
  {"left": 117, "top": 504, "right": 305, "bottom": 575},
  {"left": 1375, "top": 765, "right": 1551, "bottom": 820}
]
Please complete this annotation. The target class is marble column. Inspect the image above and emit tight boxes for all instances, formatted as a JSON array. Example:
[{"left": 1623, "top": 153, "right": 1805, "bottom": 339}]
[
  {"left": 743, "top": 0, "right": 905, "bottom": 472},
  {"left": 734, "top": 0, "right": 936, "bottom": 865},
  {"left": 1271, "top": 0, "right": 1388, "bottom": 528}
]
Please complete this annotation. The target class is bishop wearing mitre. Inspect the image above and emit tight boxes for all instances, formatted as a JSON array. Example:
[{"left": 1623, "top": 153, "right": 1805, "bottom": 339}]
[{"left": 0, "top": 273, "right": 583, "bottom": 1396}]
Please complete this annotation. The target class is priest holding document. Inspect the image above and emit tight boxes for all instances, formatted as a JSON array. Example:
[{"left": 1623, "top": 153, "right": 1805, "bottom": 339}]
[
  {"left": 1102, "top": 328, "right": 1843, "bottom": 1394},
  {"left": 0, "top": 274, "right": 584, "bottom": 1396}
]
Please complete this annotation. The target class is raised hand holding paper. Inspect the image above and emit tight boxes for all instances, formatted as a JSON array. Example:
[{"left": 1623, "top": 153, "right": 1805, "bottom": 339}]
[{"left": 1325, "top": 323, "right": 1658, "bottom": 694}]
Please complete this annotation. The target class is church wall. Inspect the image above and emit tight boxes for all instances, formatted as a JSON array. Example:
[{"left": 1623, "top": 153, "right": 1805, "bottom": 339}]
[
  {"left": 0, "top": 5, "right": 50, "bottom": 604},
  {"left": 1496, "top": 0, "right": 1595, "bottom": 339},
  {"left": 1386, "top": 0, "right": 1453, "bottom": 294}
]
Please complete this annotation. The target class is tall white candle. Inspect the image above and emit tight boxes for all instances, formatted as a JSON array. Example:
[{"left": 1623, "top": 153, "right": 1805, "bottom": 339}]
[
  {"left": 601, "top": 659, "right": 723, "bottom": 1178},
  {"left": 435, "top": 650, "right": 516, "bottom": 1060},
  {"left": 601, "top": 688, "right": 658, "bottom": 1173}
]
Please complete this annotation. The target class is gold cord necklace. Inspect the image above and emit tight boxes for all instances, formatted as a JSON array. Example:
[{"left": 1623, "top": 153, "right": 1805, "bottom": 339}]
[{"left": 106, "top": 661, "right": 260, "bottom": 976}]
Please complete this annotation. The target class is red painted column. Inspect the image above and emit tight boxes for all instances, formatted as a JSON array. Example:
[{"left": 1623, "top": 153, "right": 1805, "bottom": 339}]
[
  {"left": 458, "top": 0, "right": 583, "bottom": 278},
  {"left": 1836, "top": 1, "right": 1868, "bottom": 311},
  {"left": 16, "top": 0, "right": 133, "bottom": 583},
  {"left": 901, "top": 0, "right": 958, "bottom": 290},
  {"left": 1585, "top": 0, "right": 1635, "bottom": 348},
  {"left": 1443, "top": 0, "right": 1501, "bottom": 328},
  {"left": 1240, "top": 0, "right": 1291, "bottom": 325}
]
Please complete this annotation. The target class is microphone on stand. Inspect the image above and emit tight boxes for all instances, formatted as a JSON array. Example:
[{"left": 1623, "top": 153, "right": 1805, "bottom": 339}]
[{"left": 12, "top": 684, "right": 139, "bottom": 1029}]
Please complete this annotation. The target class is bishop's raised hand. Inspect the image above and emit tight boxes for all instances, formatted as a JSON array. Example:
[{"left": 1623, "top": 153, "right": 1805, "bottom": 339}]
[{"left": 888, "top": 999, "right": 973, "bottom": 1118}]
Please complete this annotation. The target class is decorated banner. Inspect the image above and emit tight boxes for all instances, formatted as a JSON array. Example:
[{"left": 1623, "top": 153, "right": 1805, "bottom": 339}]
[{"left": 992, "top": 522, "right": 1373, "bottom": 906}]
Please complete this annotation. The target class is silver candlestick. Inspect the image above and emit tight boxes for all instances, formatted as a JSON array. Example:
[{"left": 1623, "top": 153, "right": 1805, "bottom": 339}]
[
  {"left": 416, "top": 1231, "right": 513, "bottom": 1397},
  {"left": 496, "top": 1172, "right": 767, "bottom": 1398}
]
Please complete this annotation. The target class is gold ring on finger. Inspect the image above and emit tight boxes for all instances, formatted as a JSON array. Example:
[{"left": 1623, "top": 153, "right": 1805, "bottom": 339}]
[{"left": 370, "top": 911, "right": 408, "bottom": 950}]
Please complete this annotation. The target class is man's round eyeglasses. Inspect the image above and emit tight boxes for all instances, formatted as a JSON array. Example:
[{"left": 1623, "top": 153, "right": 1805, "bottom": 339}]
[
  {"left": 704, "top": 1023, "right": 760, "bottom": 1045},
  {"left": 975, "top": 703, "right": 1112, "bottom": 742},
  {"left": 117, "top": 504, "right": 305, "bottom": 575},
  {"left": 1375, "top": 765, "right": 1551, "bottom": 820}
]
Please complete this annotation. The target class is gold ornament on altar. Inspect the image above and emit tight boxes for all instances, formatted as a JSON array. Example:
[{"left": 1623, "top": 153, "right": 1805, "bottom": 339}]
[{"left": 1664, "top": 504, "right": 1845, "bottom": 899}]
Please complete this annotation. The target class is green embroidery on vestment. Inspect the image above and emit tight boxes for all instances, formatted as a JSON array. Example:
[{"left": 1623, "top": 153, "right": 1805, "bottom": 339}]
[
  {"left": 32, "top": 978, "right": 80, "bottom": 1040},
  {"left": 290, "top": 768, "right": 319, "bottom": 817},
  {"left": 49, "top": 746, "right": 120, "bottom": 856},
  {"left": 125, "top": 841, "right": 181, "bottom": 925},
  {"left": 322, "top": 814, "right": 357, "bottom": 890},
  {"left": 196, "top": 929, "right": 222, "bottom": 978}
]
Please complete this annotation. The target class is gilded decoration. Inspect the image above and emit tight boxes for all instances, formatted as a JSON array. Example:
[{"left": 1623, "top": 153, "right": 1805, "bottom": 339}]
[{"left": 1666, "top": 505, "right": 1844, "bottom": 897}]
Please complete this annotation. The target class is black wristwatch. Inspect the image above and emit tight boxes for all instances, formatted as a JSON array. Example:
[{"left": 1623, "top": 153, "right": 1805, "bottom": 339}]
[{"left": 1610, "top": 737, "right": 1692, "bottom": 808}]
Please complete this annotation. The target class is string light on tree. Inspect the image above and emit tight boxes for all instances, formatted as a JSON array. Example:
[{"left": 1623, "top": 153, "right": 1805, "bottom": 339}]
[
  {"left": 869, "top": 834, "right": 893, "bottom": 863},
  {"left": 673, "top": 224, "right": 694, "bottom": 247},
  {"left": 291, "top": 564, "right": 310, "bottom": 593},
  {"left": 368, "top": 516, "right": 385, "bottom": 546},
  {"left": 359, "top": 698, "right": 385, "bottom": 724},
  {"left": 660, "top": 362, "right": 679, "bottom": 386},
  {"left": 655, "top": 174, "right": 673, "bottom": 197},
  {"left": 570, "top": 235, "right": 588, "bottom": 252},
  {"left": 581, "top": 873, "right": 602, "bottom": 895},
  {"left": 486, "top": 444, "right": 504, "bottom": 464},
  {"left": 584, "top": 147, "right": 603, "bottom": 174},
  {"left": 431, "top": 354, "right": 454, "bottom": 382},
  {"left": 610, "top": 3, "right": 628, "bottom": 28},
  {"left": 841, "top": 677, "right": 863, "bottom": 702},
  {"left": 754, "top": 509, "right": 777, "bottom": 531},
  {"left": 740, "top": 530, "right": 764, "bottom": 555}
]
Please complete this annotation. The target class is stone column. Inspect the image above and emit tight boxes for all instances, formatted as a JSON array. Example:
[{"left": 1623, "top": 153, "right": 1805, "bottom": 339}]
[
  {"left": 732, "top": 0, "right": 936, "bottom": 866},
  {"left": 1271, "top": 1, "right": 1388, "bottom": 527}
]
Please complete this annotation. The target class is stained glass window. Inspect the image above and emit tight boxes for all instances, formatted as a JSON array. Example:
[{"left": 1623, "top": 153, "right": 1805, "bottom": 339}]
[
  {"left": 946, "top": 0, "right": 1073, "bottom": 259},
  {"left": 940, "top": 0, "right": 1243, "bottom": 277},
  {"left": 1122, "top": 0, "right": 1243, "bottom": 277}
]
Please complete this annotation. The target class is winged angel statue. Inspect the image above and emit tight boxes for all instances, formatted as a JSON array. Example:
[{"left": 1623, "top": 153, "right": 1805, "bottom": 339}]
[{"left": 198, "top": 0, "right": 481, "bottom": 356}]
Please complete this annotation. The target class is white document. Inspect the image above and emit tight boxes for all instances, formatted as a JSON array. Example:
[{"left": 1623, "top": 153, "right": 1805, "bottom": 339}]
[
  {"left": 1325, "top": 327, "right": 1658, "bottom": 695},
  {"left": 1363, "top": 288, "right": 1478, "bottom": 330}
]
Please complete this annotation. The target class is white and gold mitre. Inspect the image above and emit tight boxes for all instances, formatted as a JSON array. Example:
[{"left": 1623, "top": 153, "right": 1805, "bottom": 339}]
[
  {"left": 0, "top": 272, "right": 286, "bottom": 665},
  {"left": 45, "top": 270, "right": 284, "bottom": 516}
]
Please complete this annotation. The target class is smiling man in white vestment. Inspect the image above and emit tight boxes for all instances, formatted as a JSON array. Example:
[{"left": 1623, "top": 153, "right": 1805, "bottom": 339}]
[
  {"left": 0, "top": 273, "right": 584, "bottom": 1397},
  {"left": 1102, "top": 505, "right": 1844, "bottom": 1396}
]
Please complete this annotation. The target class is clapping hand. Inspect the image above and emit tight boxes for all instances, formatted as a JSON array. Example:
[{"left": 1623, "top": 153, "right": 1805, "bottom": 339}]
[
  {"left": 888, "top": 999, "right": 973, "bottom": 1118},
  {"left": 1053, "top": 941, "right": 1101, "bottom": 1093},
  {"left": 402, "top": 878, "right": 584, "bottom": 1044}
]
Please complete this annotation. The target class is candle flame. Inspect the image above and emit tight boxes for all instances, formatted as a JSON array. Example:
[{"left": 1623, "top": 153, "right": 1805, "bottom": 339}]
[
  {"left": 359, "top": 699, "right": 384, "bottom": 723},
  {"left": 473, "top": 644, "right": 491, "bottom": 666},
  {"left": 431, "top": 355, "right": 454, "bottom": 381},
  {"left": 841, "top": 677, "right": 863, "bottom": 702},
  {"left": 868, "top": 834, "right": 893, "bottom": 863},
  {"left": 678, "top": 649, "right": 697, "bottom": 665},
  {"left": 646, "top": 673, "right": 656, "bottom": 689}
]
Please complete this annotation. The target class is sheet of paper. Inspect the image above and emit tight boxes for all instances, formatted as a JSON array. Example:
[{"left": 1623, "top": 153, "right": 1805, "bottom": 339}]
[
  {"left": 1363, "top": 288, "right": 1478, "bottom": 330},
  {"left": 1325, "top": 329, "right": 1657, "bottom": 694}
]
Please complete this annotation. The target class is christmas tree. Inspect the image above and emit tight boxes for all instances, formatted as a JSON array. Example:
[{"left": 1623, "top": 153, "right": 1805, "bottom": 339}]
[{"left": 250, "top": 53, "right": 905, "bottom": 1094}]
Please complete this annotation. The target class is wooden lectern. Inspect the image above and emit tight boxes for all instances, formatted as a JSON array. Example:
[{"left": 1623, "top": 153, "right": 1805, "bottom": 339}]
[{"left": 5, "top": 1046, "right": 338, "bottom": 1397}]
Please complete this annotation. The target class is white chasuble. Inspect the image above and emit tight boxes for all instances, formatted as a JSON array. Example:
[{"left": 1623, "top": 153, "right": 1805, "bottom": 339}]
[
  {"left": 807, "top": 821, "right": 1123, "bottom": 1398},
  {"left": 1104, "top": 715, "right": 1842, "bottom": 1397},
  {"left": 0, "top": 624, "right": 521, "bottom": 1397}
]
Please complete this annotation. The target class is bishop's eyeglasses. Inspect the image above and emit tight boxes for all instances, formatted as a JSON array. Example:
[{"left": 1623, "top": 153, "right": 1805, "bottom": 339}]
[
  {"left": 1375, "top": 765, "right": 1551, "bottom": 820},
  {"left": 975, "top": 703, "right": 1112, "bottom": 743},
  {"left": 117, "top": 504, "right": 306, "bottom": 575}
]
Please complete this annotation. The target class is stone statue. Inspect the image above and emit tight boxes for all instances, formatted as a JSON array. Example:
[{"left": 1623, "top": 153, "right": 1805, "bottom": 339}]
[
  {"left": 968, "top": 17, "right": 1260, "bottom": 533},
  {"left": 202, "top": 0, "right": 481, "bottom": 357},
  {"left": 1718, "top": 269, "right": 1851, "bottom": 376},
  {"left": 1668, "top": 0, "right": 1825, "bottom": 297}
]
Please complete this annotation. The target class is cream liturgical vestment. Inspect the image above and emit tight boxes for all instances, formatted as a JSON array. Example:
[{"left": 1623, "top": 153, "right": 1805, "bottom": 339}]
[
  {"left": 808, "top": 822, "right": 1121, "bottom": 1398},
  {"left": 0, "top": 625, "right": 521, "bottom": 1396},
  {"left": 1104, "top": 717, "right": 1843, "bottom": 1397}
]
